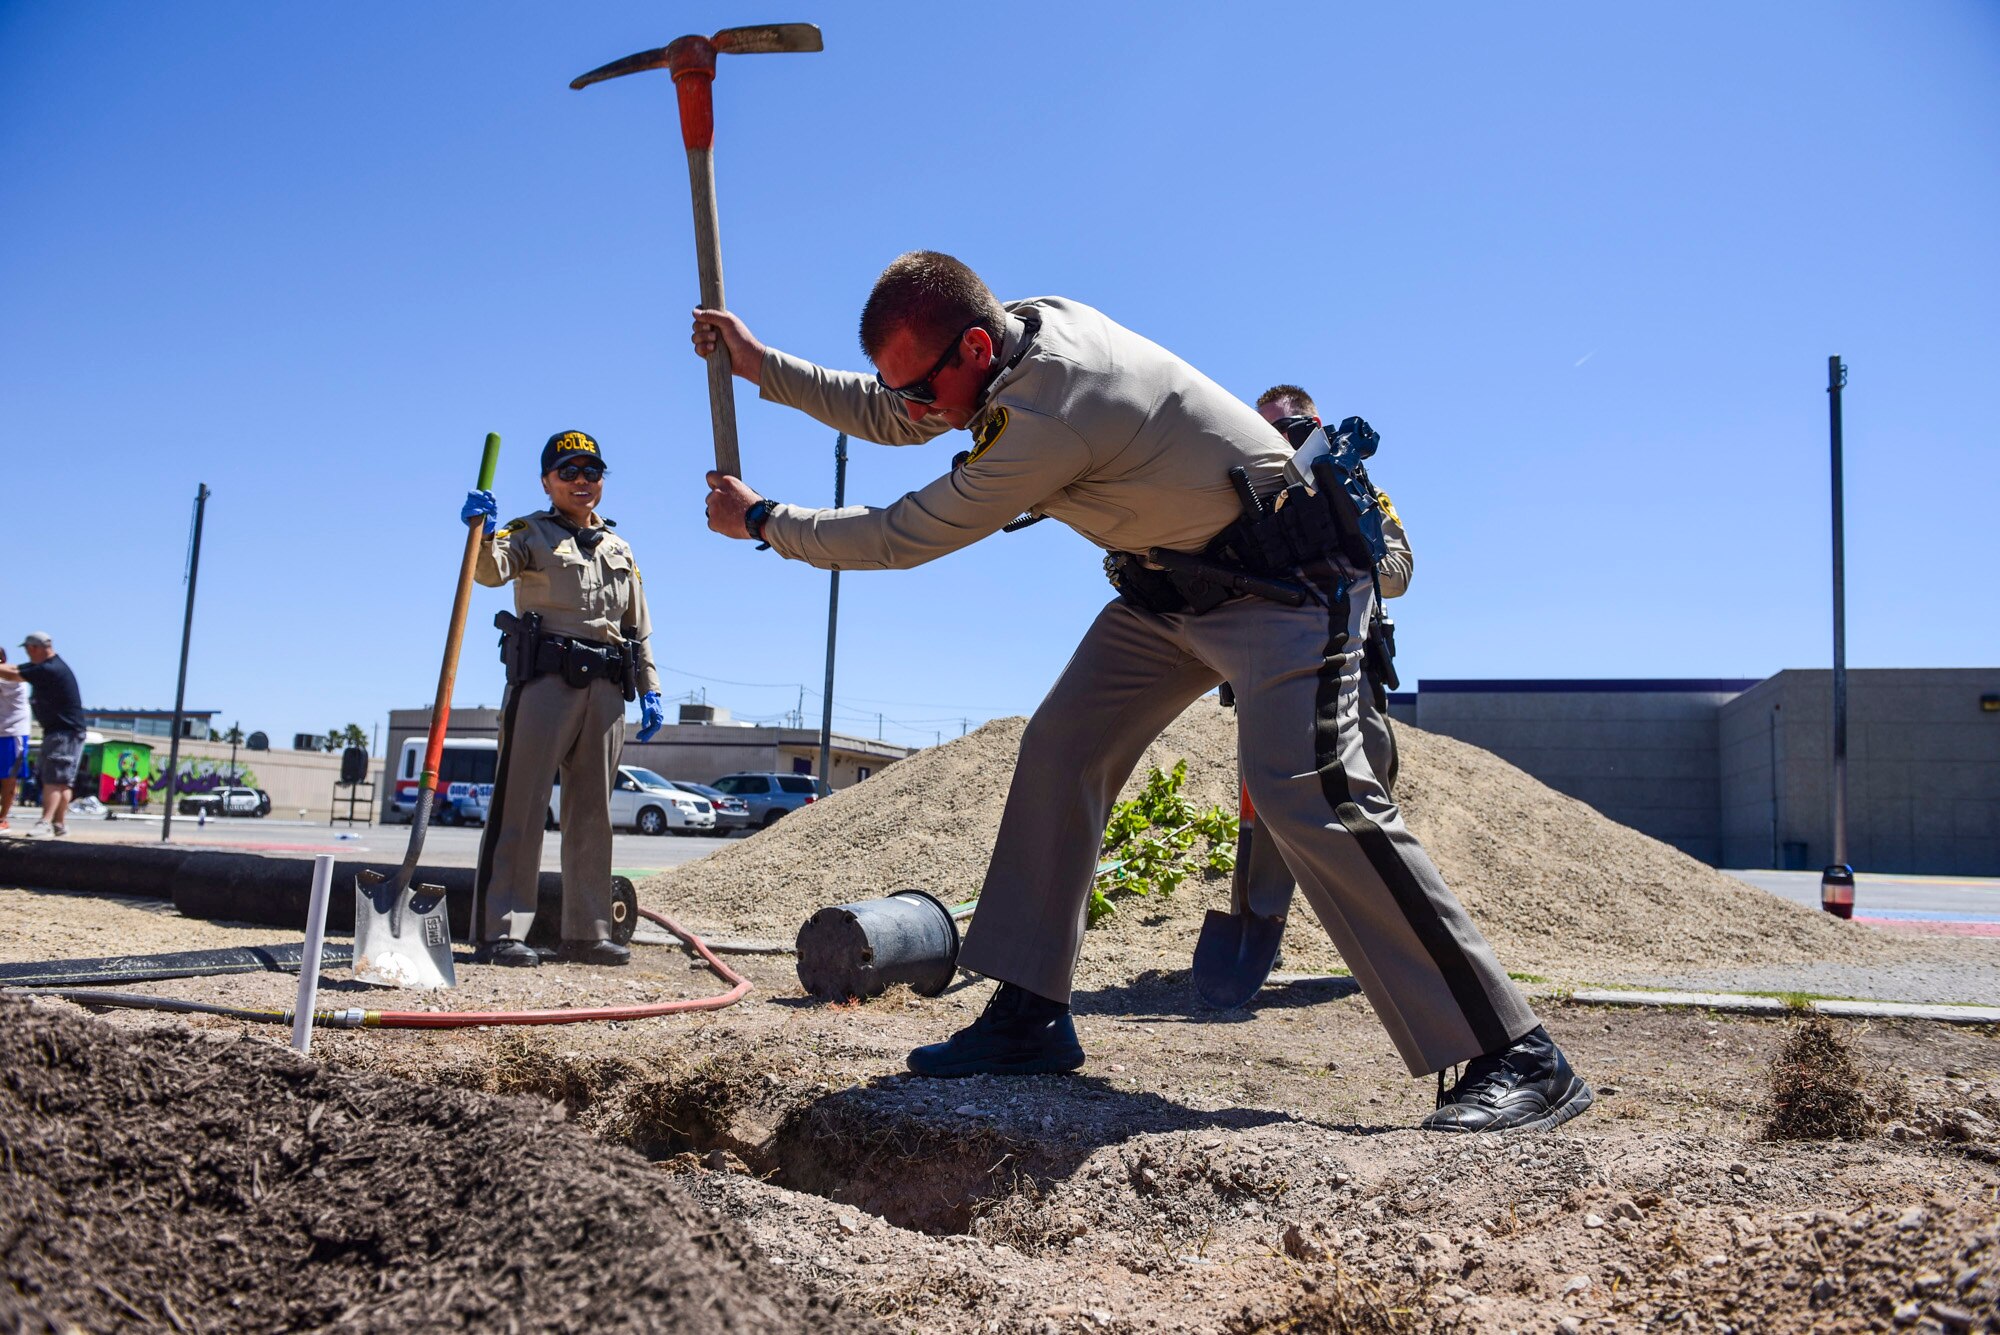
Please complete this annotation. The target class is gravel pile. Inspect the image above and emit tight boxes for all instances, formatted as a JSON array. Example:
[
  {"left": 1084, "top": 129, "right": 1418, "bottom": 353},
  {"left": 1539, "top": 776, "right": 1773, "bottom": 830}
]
[{"left": 639, "top": 700, "right": 1909, "bottom": 985}]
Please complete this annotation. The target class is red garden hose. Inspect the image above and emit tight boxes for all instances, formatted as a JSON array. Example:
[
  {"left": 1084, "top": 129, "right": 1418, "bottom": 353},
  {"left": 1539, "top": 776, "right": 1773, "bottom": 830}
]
[{"left": 362, "top": 907, "right": 751, "bottom": 1028}]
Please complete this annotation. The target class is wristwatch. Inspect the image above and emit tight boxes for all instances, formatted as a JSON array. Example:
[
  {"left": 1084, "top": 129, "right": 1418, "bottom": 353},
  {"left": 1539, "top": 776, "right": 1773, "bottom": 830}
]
[{"left": 743, "top": 498, "right": 777, "bottom": 548}]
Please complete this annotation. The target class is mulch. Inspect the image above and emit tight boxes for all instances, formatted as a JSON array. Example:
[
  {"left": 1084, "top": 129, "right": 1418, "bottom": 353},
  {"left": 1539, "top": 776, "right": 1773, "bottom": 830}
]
[{"left": 0, "top": 998, "right": 868, "bottom": 1333}]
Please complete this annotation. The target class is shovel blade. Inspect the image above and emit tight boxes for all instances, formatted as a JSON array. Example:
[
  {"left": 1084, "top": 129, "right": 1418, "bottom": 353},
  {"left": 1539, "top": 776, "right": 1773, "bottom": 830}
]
[
  {"left": 353, "top": 877, "right": 457, "bottom": 991},
  {"left": 1191, "top": 909, "right": 1285, "bottom": 1010}
]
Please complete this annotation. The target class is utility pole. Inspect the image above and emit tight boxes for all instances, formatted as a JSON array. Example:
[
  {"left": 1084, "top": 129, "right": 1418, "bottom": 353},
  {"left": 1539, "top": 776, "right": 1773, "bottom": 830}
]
[
  {"left": 817, "top": 432, "right": 847, "bottom": 784},
  {"left": 228, "top": 719, "right": 240, "bottom": 784},
  {"left": 1821, "top": 357, "right": 1855, "bottom": 918},
  {"left": 161, "top": 483, "right": 209, "bottom": 843}
]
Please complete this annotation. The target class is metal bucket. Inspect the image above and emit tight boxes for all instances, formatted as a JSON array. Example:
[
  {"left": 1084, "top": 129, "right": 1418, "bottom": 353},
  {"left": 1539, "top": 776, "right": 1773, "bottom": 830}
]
[{"left": 795, "top": 888, "right": 960, "bottom": 1000}]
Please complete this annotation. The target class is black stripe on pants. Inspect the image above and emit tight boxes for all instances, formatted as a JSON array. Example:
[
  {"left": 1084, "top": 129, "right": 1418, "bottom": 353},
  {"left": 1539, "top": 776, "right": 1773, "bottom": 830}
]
[
  {"left": 1311, "top": 579, "right": 1512, "bottom": 1055},
  {"left": 470, "top": 680, "right": 526, "bottom": 944}
]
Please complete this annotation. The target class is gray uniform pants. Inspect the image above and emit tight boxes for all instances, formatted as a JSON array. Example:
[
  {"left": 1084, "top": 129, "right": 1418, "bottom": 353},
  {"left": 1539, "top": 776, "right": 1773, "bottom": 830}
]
[
  {"left": 1243, "top": 671, "right": 1397, "bottom": 917},
  {"left": 473, "top": 674, "right": 625, "bottom": 943},
  {"left": 957, "top": 569, "right": 1537, "bottom": 1076}
]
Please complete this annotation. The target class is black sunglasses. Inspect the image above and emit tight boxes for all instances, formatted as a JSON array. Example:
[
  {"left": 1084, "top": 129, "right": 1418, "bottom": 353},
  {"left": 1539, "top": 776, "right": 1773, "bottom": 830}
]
[
  {"left": 554, "top": 464, "right": 604, "bottom": 483},
  {"left": 875, "top": 322, "right": 979, "bottom": 404}
]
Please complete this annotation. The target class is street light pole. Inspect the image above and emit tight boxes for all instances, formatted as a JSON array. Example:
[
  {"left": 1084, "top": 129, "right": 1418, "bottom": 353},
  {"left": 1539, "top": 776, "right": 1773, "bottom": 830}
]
[
  {"left": 817, "top": 433, "right": 847, "bottom": 786},
  {"left": 161, "top": 483, "right": 210, "bottom": 843},
  {"left": 1820, "top": 357, "right": 1855, "bottom": 918}
]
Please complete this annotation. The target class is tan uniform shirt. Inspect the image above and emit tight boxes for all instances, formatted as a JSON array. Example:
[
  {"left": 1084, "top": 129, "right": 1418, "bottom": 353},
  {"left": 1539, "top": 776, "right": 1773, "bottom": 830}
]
[
  {"left": 475, "top": 509, "right": 661, "bottom": 697},
  {"left": 1375, "top": 492, "right": 1413, "bottom": 599},
  {"left": 756, "top": 297, "right": 1293, "bottom": 570}
]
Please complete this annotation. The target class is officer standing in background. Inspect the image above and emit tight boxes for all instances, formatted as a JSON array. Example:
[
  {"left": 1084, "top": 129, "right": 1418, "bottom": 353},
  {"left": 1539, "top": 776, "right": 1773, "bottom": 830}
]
[
  {"left": 692, "top": 251, "right": 1593, "bottom": 1134},
  {"left": 459, "top": 431, "right": 667, "bottom": 967},
  {"left": 1255, "top": 384, "right": 1410, "bottom": 795}
]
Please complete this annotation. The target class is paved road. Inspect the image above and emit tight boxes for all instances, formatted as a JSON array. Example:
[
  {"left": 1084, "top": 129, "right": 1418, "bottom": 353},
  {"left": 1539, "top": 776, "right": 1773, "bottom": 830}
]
[
  {"left": 27, "top": 815, "right": 730, "bottom": 876},
  {"left": 1724, "top": 868, "right": 2000, "bottom": 933}
]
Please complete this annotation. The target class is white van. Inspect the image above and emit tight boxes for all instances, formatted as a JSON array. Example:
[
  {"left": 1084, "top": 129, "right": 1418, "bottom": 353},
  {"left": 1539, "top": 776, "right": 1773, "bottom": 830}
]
[
  {"left": 389, "top": 739, "right": 711, "bottom": 835},
  {"left": 388, "top": 738, "right": 506, "bottom": 826}
]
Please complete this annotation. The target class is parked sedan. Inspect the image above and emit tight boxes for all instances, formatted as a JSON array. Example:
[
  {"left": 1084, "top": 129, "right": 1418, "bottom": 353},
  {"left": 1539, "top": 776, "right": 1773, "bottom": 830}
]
[
  {"left": 709, "top": 772, "right": 831, "bottom": 830},
  {"left": 664, "top": 780, "right": 752, "bottom": 835},
  {"left": 177, "top": 786, "right": 266, "bottom": 818},
  {"left": 543, "top": 766, "right": 716, "bottom": 835}
]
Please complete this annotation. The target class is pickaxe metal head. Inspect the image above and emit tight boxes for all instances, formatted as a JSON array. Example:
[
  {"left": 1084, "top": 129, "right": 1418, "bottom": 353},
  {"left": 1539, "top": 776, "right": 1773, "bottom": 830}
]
[{"left": 570, "top": 24, "right": 823, "bottom": 147}]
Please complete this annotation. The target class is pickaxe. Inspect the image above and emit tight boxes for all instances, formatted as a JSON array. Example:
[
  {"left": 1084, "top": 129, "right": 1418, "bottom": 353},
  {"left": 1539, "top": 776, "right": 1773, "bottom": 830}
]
[{"left": 571, "top": 23, "right": 824, "bottom": 479}]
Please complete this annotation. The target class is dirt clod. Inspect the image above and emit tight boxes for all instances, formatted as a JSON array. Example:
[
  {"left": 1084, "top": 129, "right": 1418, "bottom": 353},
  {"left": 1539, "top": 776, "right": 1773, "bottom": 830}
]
[{"left": 1764, "top": 1013, "right": 1870, "bottom": 1140}]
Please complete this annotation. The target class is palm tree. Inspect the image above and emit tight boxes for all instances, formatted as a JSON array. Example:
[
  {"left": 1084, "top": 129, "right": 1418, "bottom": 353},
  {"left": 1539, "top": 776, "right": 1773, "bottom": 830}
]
[{"left": 224, "top": 721, "right": 245, "bottom": 783}]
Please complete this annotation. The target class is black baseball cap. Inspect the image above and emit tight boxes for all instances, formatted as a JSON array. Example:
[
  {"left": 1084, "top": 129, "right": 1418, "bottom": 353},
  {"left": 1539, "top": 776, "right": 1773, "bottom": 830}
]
[{"left": 541, "top": 430, "right": 609, "bottom": 474}]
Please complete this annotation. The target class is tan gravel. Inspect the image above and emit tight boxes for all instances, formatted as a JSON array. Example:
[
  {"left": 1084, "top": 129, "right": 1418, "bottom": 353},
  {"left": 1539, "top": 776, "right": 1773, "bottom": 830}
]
[{"left": 636, "top": 700, "right": 1911, "bottom": 986}]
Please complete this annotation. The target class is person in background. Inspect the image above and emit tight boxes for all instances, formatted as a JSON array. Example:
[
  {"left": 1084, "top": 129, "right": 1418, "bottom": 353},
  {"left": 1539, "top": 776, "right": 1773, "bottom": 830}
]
[
  {"left": 460, "top": 431, "right": 666, "bottom": 967},
  {"left": 1254, "top": 383, "right": 1411, "bottom": 794},
  {"left": 0, "top": 633, "right": 89, "bottom": 838},
  {"left": 0, "top": 647, "right": 29, "bottom": 834}
]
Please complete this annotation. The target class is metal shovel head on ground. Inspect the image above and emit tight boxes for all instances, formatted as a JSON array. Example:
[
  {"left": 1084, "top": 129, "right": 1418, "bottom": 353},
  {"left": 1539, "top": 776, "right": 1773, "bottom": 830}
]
[
  {"left": 1191, "top": 769, "right": 1287, "bottom": 1009},
  {"left": 353, "top": 431, "right": 503, "bottom": 990},
  {"left": 1192, "top": 907, "right": 1286, "bottom": 1010},
  {"left": 353, "top": 828, "right": 455, "bottom": 990}
]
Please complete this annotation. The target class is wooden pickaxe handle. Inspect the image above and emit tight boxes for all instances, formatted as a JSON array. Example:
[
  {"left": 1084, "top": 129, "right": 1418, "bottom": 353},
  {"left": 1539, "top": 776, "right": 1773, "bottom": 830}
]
[{"left": 676, "top": 69, "right": 741, "bottom": 479}]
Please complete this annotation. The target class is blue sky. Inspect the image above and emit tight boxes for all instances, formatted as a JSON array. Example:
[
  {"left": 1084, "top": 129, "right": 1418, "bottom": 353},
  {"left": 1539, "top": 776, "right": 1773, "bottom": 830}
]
[{"left": 3, "top": 2, "right": 1995, "bottom": 755}]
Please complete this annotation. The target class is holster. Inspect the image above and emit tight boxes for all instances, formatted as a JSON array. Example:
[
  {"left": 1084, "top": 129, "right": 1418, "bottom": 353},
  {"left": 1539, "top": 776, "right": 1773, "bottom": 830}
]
[
  {"left": 1364, "top": 614, "right": 1400, "bottom": 691},
  {"left": 1103, "top": 552, "right": 1232, "bottom": 616},
  {"left": 495, "top": 610, "right": 543, "bottom": 685}
]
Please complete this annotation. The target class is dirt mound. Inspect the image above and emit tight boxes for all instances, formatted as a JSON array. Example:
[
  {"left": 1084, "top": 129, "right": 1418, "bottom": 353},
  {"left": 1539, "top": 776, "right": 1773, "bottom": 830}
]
[
  {"left": 638, "top": 700, "right": 1898, "bottom": 983},
  {"left": 0, "top": 999, "right": 864, "bottom": 1334}
]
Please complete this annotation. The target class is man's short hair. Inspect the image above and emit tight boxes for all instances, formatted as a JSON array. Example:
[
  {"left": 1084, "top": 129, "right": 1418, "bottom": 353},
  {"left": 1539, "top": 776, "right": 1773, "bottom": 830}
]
[
  {"left": 1257, "top": 384, "right": 1317, "bottom": 418},
  {"left": 858, "top": 251, "right": 1007, "bottom": 360}
]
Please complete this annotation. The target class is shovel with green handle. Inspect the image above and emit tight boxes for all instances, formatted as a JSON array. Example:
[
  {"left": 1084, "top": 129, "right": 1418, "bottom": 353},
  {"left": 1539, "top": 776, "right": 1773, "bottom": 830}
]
[{"left": 353, "top": 432, "right": 502, "bottom": 990}]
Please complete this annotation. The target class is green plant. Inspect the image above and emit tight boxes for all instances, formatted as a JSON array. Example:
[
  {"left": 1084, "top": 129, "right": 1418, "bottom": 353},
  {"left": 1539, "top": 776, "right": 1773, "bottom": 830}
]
[{"left": 1088, "top": 760, "right": 1237, "bottom": 926}]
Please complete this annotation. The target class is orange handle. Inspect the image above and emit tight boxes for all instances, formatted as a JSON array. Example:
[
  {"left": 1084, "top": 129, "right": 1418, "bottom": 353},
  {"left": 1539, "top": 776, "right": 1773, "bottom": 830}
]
[{"left": 421, "top": 433, "right": 501, "bottom": 790}]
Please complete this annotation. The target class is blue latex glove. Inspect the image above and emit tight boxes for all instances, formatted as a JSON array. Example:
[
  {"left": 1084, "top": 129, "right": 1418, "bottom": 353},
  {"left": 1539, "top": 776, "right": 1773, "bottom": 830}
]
[
  {"left": 461, "top": 489, "right": 498, "bottom": 534},
  {"left": 636, "top": 691, "right": 666, "bottom": 742}
]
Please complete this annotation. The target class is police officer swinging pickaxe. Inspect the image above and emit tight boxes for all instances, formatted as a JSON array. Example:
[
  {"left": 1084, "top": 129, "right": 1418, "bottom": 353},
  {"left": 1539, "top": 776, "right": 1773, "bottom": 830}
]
[{"left": 570, "top": 23, "right": 824, "bottom": 480}]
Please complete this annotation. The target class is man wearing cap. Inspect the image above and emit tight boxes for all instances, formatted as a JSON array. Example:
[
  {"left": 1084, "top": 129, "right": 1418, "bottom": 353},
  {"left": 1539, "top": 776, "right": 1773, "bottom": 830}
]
[
  {"left": 0, "top": 633, "right": 89, "bottom": 838},
  {"left": 1255, "top": 383, "right": 1411, "bottom": 797},
  {"left": 689, "top": 252, "right": 1593, "bottom": 1135},
  {"left": 457, "top": 432, "right": 666, "bottom": 967}
]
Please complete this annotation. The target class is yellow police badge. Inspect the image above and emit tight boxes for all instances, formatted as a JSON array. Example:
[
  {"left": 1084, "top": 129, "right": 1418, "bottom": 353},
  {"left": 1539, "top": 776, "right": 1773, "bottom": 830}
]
[{"left": 964, "top": 407, "right": 1009, "bottom": 466}]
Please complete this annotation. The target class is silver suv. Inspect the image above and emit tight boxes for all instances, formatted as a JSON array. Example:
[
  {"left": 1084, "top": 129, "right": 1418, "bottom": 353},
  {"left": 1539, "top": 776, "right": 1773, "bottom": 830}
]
[{"left": 709, "top": 772, "right": 831, "bottom": 829}]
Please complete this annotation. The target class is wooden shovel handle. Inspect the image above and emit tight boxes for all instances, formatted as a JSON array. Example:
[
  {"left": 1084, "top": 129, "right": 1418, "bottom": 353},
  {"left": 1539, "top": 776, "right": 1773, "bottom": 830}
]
[
  {"left": 685, "top": 143, "right": 741, "bottom": 478},
  {"left": 421, "top": 433, "right": 502, "bottom": 791}
]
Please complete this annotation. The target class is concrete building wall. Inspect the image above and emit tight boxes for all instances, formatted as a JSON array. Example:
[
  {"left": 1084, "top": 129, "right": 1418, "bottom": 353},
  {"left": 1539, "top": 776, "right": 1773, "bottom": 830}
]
[
  {"left": 1719, "top": 669, "right": 2000, "bottom": 875},
  {"left": 1412, "top": 680, "right": 1759, "bottom": 865}
]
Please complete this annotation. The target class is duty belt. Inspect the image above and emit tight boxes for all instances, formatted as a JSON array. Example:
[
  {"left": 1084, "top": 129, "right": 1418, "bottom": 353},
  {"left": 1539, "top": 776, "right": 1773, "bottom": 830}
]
[{"left": 494, "top": 611, "right": 635, "bottom": 700}]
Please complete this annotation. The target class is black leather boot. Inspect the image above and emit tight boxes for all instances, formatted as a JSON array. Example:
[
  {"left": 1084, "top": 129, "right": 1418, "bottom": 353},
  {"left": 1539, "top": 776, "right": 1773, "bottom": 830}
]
[
  {"left": 1420, "top": 1026, "right": 1593, "bottom": 1133},
  {"left": 906, "top": 982, "right": 1086, "bottom": 1078},
  {"left": 474, "top": 938, "right": 540, "bottom": 968},
  {"left": 557, "top": 940, "right": 630, "bottom": 966}
]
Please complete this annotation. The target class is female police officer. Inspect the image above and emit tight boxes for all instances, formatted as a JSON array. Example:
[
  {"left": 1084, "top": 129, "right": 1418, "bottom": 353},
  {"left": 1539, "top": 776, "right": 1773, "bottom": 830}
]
[{"left": 459, "top": 430, "right": 666, "bottom": 966}]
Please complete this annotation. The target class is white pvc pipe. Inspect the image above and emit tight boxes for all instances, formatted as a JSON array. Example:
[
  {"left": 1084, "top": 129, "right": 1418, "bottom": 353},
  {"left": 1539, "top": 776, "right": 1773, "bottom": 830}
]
[{"left": 291, "top": 854, "right": 335, "bottom": 1054}]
